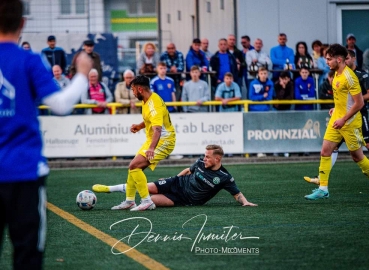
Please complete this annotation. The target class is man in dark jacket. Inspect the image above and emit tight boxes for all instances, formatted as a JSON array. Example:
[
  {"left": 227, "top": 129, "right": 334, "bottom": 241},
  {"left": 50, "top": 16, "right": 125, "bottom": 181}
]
[
  {"left": 210, "top": 38, "right": 238, "bottom": 88},
  {"left": 70, "top": 39, "right": 103, "bottom": 81},
  {"left": 227, "top": 34, "right": 245, "bottom": 88},
  {"left": 41, "top": 35, "right": 67, "bottom": 73},
  {"left": 345, "top": 33, "right": 363, "bottom": 69}
]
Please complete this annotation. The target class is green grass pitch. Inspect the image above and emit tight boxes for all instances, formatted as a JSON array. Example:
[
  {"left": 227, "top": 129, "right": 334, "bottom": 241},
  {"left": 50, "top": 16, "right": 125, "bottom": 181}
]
[{"left": 1, "top": 161, "right": 369, "bottom": 270}]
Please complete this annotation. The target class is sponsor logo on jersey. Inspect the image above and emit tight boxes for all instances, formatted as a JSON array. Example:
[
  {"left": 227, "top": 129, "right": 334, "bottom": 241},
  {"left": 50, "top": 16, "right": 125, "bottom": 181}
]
[{"left": 213, "top": 177, "right": 220, "bottom": 184}]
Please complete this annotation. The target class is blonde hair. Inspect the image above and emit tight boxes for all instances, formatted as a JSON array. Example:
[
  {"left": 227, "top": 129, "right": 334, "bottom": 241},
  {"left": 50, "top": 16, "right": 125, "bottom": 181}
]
[
  {"left": 142, "top": 42, "right": 157, "bottom": 53},
  {"left": 206, "top": 145, "right": 224, "bottom": 157}
]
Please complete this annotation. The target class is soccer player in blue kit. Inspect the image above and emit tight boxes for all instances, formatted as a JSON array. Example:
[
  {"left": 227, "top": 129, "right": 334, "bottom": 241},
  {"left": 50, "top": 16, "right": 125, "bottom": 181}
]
[{"left": 0, "top": 1, "right": 92, "bottom": 269}]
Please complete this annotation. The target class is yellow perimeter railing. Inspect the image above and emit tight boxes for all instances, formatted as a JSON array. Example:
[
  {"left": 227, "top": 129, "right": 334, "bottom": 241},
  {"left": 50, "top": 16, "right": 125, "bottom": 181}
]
[{"left": 39, "top": 100, "right": 334, "bottom": 114}]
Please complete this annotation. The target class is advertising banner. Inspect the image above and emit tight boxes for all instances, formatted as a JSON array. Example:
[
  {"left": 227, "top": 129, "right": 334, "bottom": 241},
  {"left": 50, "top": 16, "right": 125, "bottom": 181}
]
[
  {"left": 243, "top": 111, "right": 331, "bottom": 153},
  {"left": 39, "top": 113, "right": 244, "bottom": 157}
]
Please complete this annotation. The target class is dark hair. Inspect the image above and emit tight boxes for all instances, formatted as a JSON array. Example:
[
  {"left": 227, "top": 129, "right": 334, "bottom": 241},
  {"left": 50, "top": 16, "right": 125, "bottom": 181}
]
[
  {"left": 206, "top": 145, "right": 224, "bottom": 157},
  {"left": 130, "top": 75, "right": 150, "bottom": 90},
  {"left": 279, "top": 33, "right": 287, "bottom": 38},
  {"left": 0, "top": 0, "right": 23, "bottom": 34},
  {"left": 157, "top": 61, "right": 167, "bottom": 67},
  {"left": 295, "top": 42, "right": 313, "bottom": 64},
  {"left": 347, "top": 49, "right": 356, "bottom": 58},
  {"left": 279, "top": 71, "right": 291, "bottom": 79},
  {"left": 326, "top": 44, "right": 348, "bottom": 59},
  {"left": 21, "top": 41, "right": 30, "bottom": 48},
  {"left": 219, "top": 38, "right": 227, "bottom": 43},
  {"left": 258, "top": 66, "right": 268, "bottom": 72},
  {"left": 190, "top": 65, "right": 200, "bottom": 72},
  {"left": 300, "top": 66, "right": 310, "bottom": 72},
  {"left": 224, "top": 72, "right": 233, "bottom": 78},
  {"left": 241, "top": 35, "right": 250, "bottom": 41},
  {"left": 311, "top": 40, "right": 323, "bottom": 50}
]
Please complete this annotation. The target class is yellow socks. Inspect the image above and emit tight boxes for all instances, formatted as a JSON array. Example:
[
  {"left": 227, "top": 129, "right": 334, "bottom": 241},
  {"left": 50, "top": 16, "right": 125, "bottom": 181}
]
[
  {"left": 125, "top": 172, "right": 136, "bottom": 201},
  {"left": 357, "top": 157, "right": 369, "bottom": 178},
  {"left": 319, "top": 156, "right": 331, "bottom": 187},
  {"left": 129, "top": 168, "right": 150, "bottom": 199}
]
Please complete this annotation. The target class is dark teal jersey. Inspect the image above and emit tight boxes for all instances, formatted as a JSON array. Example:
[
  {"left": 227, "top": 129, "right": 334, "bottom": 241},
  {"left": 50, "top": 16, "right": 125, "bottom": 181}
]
[{"left": 176, "top": 158, "right": 240, "bottom": 205}]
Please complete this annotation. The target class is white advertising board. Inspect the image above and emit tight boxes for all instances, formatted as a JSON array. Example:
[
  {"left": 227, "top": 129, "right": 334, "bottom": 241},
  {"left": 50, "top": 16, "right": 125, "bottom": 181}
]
[{"left": 39, "top": 113, "right": 244, "bottom": 157}]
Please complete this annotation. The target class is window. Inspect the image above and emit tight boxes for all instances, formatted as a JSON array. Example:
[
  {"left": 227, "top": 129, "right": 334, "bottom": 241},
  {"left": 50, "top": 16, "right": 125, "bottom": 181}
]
[
  {"left": 207, "top": 1, "right": 211, "bottom": 13},
  {"left": 220, "top": 0, "right": 224, "bottom": 10},
  {"left": 128, "top": 0, "right": 156, "bottom": 15},
  {"left": 167, "top": 13, "right": 171, "bottom": 24},
  {"left": 75, "top": 0, "right": 86, "bottom": 14},
  {"left": 23, "top": 0, "right": 31, "bottom": 16},
  {"left": 142, "top": 0, "right": 155, "bottom": 14},
  {"left": 60, "top": 0, "right": 71, "bottom": 15},
  {"left": 60, "top": 0, "right": 86, "bottom": 15},
  {"left": 178, "top": 10, "right": 181, "bottom": 20}
]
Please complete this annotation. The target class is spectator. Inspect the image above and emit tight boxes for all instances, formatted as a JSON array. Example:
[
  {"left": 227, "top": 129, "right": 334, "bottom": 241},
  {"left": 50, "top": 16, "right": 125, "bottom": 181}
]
[
  {"left": 249, "top": 67, "right": 274, "bottom": 111},
  {"left": 319, "top": 70, "right": 335, "bottom": 110},
  {"left": 160, "top": 43, "right": 184, "bottom": 73},
  {"left": 114, "top": 69, "right": 140, "bottom": 114},
  {"left": 181, "top": 66, "right": 210, "bottom": 113},
  {"left": 345, "top": 33, "right": 363, "bottom": 69},
  {"left": 210, "top": 38, "right": 238, "bottom": 88},
  {"left": 317, "top": 46, "right": 330, "bottom": 87},
  {"left": 52, "top": 65, "right": 70, "bottom": 89},
  {"left": 42, "top": 35, "right": 67, "bottom": 74},
  {"left": 227, "top": 34, "right": 245, "bottom": 88},
  {"left": 294, "top": 67, "right": 315, "bottom": 111},
  {"left": 160, "top": 42, "right": 184, "bottom": 102},
  {"left": 246, "top": 38, "right": 272, "bottom": 93},
  {"left": 363, "top": 48, "right": 369, "bottom": 73},
  {"left": 70, "top": 39, "right": 103, "bottom": 81},
  {"left": 137, "top": 42, "right": 160, "bottom": 75},
  {"left": 311, "top": 40, "right": 323, "bottom": 68},
  {"left": 186, "top": 38, "right": 209, "bottom": 75},
  {"left": 241, "top": 35, "right": 255, "bottom": 90},
  {"left": 150, "top": 62, "right": 176, "bottom": 112},
  {"left": 21, "top": 41, "right": 31, "bottom": 50},
  {"left": 215, "top": 72, "right": 242, "bottom": 112},
  {"left": 201, "top": 38, "right": 213, "bottom": 62},
  {"left": 270, "top": 33, "right": 294, "bottom": 80},
  {"left": 81, "top": 69, "right": 113, "bottom": 114},
  {"left": 295, "top": 41, "right": 313, "bottom": 69},
  {"left": 273, "top": 71, "right": 294, "bottom": 111}
]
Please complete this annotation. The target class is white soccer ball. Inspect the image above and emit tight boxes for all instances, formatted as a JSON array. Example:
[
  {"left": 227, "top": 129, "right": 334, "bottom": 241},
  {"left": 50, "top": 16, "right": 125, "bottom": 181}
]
[{"left": 76, "top": 190, "right": 97, "bottom": 210}]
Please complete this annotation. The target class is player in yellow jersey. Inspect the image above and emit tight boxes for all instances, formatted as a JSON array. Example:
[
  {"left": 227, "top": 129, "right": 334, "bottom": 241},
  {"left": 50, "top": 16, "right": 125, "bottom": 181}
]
[
  {"left": 93, "top": 76, "right": 176, "bottom": 210},
  {"left": 305, "top": 44, "right": 369, "bottom": 200}
]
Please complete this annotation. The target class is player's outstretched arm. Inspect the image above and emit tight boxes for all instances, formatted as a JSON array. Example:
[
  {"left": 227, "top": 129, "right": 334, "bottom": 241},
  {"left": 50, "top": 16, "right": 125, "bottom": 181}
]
[
  {"left": 233, "top": 192, "right": 258, "bottom": 207},
  {"left": 42, "top": 52, "right": 92, "bottom": 115},
  {"left": 177, "top": 168, "right": 191, "bottom": 176}
]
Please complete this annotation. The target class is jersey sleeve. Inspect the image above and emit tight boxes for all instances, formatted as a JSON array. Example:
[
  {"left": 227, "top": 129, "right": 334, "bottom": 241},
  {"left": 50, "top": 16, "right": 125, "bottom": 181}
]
[
  {"left": 28, "top": 53, "right": 60, "bottom": 100},
  {"left": 223, "top": 177, "right": 241, "bottom": 195},
  {"left": 149, "top": 95, "right": 166, "bottom": 127},
  {"left": 189, "top": 158, "right": 201, "bottom": 173},
  {"left": 348, "top": 71, "right": 361, "bottom": 96}
]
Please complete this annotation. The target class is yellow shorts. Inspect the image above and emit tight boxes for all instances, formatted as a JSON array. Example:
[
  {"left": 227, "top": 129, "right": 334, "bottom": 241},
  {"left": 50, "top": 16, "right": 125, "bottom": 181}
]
[
  {"left": 324, "top": 123, "right": 364, "bottom": 151},
  {"left": 137, "top": 137, "right": 175, "bottom": 170}
]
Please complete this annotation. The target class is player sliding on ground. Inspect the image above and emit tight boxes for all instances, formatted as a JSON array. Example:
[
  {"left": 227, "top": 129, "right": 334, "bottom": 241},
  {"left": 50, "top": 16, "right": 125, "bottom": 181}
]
[
  {"left": 303, "top": 44, "right": 369, "bottom": 200},
  {"left": 93, "top": 145, "right": 257, "bottom": 207}
]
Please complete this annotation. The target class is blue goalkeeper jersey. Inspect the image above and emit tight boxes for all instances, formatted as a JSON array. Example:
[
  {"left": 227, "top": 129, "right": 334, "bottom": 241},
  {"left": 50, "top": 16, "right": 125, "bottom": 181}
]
[{"left": 0, "top": 42, "right": 60, "bottom": 182}]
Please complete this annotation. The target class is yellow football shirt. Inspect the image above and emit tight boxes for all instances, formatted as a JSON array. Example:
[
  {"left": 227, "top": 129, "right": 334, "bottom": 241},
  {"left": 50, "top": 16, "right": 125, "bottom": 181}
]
[
  {"left": 331, "top": 66, "right": 362, "bottom": 127},
  {"left": 141, "top": 92, "right": 176, "bottom": 141}
]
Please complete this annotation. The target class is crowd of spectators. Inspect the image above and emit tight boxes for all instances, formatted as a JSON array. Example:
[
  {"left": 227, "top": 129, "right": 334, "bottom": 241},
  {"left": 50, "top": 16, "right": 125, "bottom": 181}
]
[{"left": 22, "top": 32, "right": 369, "bottom": 115}]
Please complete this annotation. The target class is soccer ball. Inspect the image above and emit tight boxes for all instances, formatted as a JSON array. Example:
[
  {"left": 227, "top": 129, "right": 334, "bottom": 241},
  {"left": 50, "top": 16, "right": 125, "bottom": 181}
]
[{"left": 76, "top": 190, "right": 97, "bottom": 210}]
